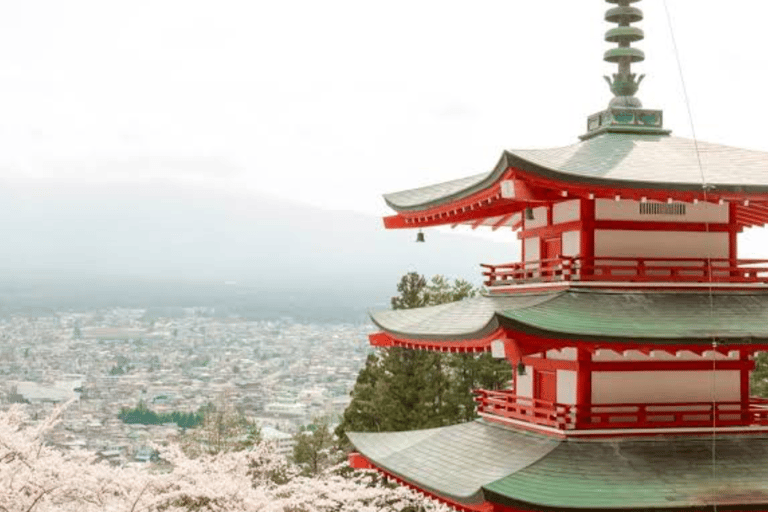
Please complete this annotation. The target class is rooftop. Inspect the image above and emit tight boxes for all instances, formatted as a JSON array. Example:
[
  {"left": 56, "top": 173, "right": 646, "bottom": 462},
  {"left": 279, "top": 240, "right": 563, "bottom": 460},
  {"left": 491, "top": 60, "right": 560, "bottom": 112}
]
[
  {"left": 384, "top": 133, "right": 768, "bottom": 213},
  {"left": 370, "top": 288, "right": 768, "bottom": 346},
  {"left": 350, "top": 420, "right": 768, "bottom": 511}
]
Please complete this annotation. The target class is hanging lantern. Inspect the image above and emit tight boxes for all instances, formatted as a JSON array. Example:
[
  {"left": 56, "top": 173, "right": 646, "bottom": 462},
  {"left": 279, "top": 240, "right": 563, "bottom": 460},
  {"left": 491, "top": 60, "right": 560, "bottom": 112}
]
[
  {"left": 416, "top": 230, "right": 425, "bottom": 243},
  {"left": 516, "top": 361, "right": 526, "bottom": 376},
  {"left": 525, "top": 207, "right": 535, "bottom": 221}
]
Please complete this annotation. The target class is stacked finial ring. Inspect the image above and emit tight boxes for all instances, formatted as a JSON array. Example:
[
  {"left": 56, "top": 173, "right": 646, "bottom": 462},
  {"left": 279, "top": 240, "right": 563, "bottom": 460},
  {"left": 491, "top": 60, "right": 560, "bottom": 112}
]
[{"left": 603, "top": 0, "right": 645, "bottom": 107}]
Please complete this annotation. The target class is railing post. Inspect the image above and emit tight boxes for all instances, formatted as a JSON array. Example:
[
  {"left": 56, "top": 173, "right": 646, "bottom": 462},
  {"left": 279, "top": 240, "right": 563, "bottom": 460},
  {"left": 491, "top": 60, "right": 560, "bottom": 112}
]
[
  {"left": 584, "top": 256, "right": 594, "bottom": 281},
  {"left": 488, "top": 265, "right": 496, "bottom": 287}
]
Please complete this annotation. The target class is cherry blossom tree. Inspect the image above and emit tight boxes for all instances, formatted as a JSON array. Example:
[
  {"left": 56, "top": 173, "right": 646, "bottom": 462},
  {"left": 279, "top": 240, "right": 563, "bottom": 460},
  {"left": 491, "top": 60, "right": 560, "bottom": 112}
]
[{"left": 0, "top": 404, "right": 448, "bottom": 512}]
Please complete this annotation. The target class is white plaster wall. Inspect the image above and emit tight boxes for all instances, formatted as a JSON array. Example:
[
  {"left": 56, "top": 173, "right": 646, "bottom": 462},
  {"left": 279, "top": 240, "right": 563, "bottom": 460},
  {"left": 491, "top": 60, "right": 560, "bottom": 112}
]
[
  {"left": 595, "top": 199, "right": 729, "bottom": 223},
  {"left": 557, "top": 370, "right": 577, "bottom": 405},
  {"left": 561, "top": 231, "right": 581, "bottom": 257},
  {"left": 547, "top": 348, "right": 577, "bottom": 361},
  {"left": 592, "top": 370, "right": 740, "bottom": 404},
  {"left": 593, "top": 349, "right": 738, "bottom": 362},
  {"left": 553, "top": 200, "right": 581, "bottom": 224},
  {"left": 524, "top": 237, "right": 540, "bottom": 262},
  {"left": 523, "top": 206, "right": 548, "bottom": 230},
  {"left": 516, "top": 369, "right": 532, "bottom": 398},
  {"left": 594, "top": 230, "right": 728, "bottom": 259}
]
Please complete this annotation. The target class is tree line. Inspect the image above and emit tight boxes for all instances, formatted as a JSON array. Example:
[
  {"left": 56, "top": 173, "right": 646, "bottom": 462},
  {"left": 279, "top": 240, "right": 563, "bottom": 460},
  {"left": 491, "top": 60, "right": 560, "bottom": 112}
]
[
  {"left": 118, "top": 400, "right": 205, "bottom": 429},
  {"left": 336, "top": 272, "right": 512, "bottom": 444}
]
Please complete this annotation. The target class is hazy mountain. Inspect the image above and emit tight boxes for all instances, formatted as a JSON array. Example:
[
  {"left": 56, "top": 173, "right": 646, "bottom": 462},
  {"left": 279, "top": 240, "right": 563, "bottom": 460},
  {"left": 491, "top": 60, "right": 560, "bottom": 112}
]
[{"left": 0, "top": 181, "right": 516, "bottom": 320}]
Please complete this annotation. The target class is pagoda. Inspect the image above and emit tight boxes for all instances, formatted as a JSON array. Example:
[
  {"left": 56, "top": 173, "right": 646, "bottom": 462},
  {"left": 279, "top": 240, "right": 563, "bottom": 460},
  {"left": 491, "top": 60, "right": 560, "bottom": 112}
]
[{"left": 347, "top": 2, "right": 768, "bottom": 511}]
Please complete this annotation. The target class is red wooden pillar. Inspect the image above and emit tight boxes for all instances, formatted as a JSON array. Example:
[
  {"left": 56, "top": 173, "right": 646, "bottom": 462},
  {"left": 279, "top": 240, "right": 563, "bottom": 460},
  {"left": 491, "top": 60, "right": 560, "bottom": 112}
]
[
  {"left": 575, "top": 348, "right": 592, "bottom": 429},
  {"left": 580, "top": 199, "right": 595, "bottom": 279},
  {"left": 538, "top": 204, "right": 553, "bottom": 269},
  {"left": 729, "top": 202, "right": 738, "bottom": 275},
  {"left": 741, "top": 350, "right": 751, "bottom": 423}
]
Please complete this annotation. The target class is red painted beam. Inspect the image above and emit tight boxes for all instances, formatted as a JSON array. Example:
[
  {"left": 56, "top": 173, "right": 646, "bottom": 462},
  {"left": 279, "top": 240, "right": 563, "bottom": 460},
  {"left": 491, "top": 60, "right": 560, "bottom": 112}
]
[
  {"left": 492, "top": 214, "right": 515, "bottom": 231},
  {"left": 369, "top": 332, "right": 395, "bottom": 347},
  {"left": 594, "top": 220, "right": 731, "bottom": 233},
  {"left": 383, "top": 165, "right": 768, "bottom": 230},
  {"left": 735, "top": 206, "right": 768, "bottom": 224},
  {"left": 517, "top": 220, "right": 581, "bottom": 240},
  {"left": 348, "top": 452, "right": 374, "bottom": 469},
  {"left": 386, "top": 200, "right": 525, "bottom": 229},
  {"left": 471, "top": 217, "right": 487, "bottom": 230},
  {"left": 743, "top": 202, "right": 768, "bottom": 214},
  {"left": 367, "top": 330, "right": 504, "bottom": 353},
  {"left": 591, "top": 360, "right": 754, "bottom": 372}
]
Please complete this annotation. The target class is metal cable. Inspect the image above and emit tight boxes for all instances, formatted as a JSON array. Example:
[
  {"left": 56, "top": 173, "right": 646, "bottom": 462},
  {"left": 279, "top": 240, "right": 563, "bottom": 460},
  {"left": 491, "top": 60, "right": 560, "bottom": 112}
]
[{"left": 662, "top": 1, "right": 718, "bottom": 508}]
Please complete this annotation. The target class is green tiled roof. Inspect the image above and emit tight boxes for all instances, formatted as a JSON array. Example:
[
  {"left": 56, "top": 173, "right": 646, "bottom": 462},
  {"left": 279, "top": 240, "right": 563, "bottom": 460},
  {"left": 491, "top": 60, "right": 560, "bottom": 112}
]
[
  {"left": 350, "top": 421, "right": 768, "bottom": 510},
  {"left": 371, "top": 289, "right": 768, "bottom": 344},
  {"left": 499, "top": 289, "right": 768, "bottom": 342},
  {"left": 384, "top": 133, "right": 768, "bottom": 212},
  {"left": 369, "top": 293, "right": 554, "bottom": 341},
  {"left": 348, "top": 421, "right": 560, "bottom": 505},
  {"left": 485, "top": 435, "right": 768, "bottom": 510}
]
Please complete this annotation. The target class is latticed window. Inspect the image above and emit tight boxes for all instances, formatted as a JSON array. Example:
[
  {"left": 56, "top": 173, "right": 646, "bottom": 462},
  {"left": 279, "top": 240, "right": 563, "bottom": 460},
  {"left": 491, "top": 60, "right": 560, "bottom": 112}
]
[{"left": 639, "top": 202, "right": 686, "bottom": 215}]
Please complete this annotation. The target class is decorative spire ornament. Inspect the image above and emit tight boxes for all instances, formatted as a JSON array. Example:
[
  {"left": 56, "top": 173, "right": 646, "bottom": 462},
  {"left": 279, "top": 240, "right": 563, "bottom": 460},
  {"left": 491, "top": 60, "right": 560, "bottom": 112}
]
[
  {"left": 603, "top": 0, "right": 645, "bottom": 108},
  {"left": 581, "top": 0, "right": 670, "bottom": 139}
]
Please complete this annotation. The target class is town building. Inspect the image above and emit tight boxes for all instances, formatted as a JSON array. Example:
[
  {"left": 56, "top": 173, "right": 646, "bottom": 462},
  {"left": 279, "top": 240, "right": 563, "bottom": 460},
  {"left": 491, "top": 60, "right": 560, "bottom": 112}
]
[
  {"left": 348, "top": 1, "right": 768, "bottom": 511},
  {"left": 261, "top": 426, "right": 295, "bottom": 458}
]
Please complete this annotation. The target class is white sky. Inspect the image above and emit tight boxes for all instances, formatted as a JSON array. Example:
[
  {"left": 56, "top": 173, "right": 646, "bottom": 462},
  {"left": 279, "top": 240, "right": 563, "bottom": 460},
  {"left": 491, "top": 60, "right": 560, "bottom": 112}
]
[{"left": 0, "top": 0, "right": 767, "bottom": 224}]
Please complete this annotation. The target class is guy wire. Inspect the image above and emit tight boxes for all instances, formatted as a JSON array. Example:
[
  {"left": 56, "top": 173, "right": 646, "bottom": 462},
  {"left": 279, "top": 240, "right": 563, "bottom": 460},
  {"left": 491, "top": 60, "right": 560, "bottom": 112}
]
[{"left": 662, "top": 1, "right": 718, "bottom": 507}]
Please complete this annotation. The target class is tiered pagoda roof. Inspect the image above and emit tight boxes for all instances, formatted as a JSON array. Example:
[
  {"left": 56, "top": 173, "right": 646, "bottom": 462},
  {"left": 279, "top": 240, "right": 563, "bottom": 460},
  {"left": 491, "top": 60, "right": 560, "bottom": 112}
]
[
  {"left": 371, "top": 289, "right": 768, "bottom": 347},
  {"left": 385, "top": 134, "right": 768, "bottom": 230},
  {"left": 350, "top": 422, "right": 768, "bottom": 511},
  {"left": 349, "top": 1, "right": 768, "bottom": 511}
]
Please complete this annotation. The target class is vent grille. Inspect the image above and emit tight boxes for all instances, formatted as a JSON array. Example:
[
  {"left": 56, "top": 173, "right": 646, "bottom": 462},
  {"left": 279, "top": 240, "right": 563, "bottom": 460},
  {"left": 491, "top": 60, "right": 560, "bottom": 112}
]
[{"left": 639, "top": 203, "right": 686, "bottom": 215}]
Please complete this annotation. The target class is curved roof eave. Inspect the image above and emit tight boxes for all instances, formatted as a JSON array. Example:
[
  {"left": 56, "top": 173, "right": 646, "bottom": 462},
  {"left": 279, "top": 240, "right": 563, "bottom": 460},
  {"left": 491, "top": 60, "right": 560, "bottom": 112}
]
[
  {"left": 371, "top": 289, "right": 768, "bottom": 345},
  {"left": 496, "top": 315, "right": 768, "bottom": 346},
  {"left": 368, "top": 293, "right": 560, "bottom": 342},
  {"left": 383, "top": 164, "right": 508, "bottom": 213},
  {"left": 351, "top": 423, "right": 768, "bottom": 511},
  {"left": 348, "top": 421, "right": 561, "bottom": 505},
  {"left": 383, "top": 134, "right": 768, "bottom": 213},
  {"left": 484, "top": 434, "right": 768, "bottom": 511}
]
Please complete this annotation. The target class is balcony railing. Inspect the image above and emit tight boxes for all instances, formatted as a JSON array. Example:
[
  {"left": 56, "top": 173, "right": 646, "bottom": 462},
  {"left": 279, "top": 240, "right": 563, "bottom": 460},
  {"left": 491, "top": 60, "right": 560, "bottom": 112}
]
[
  {"left": 474, "top": 389, "right": 768, "bottom": 431},
  {"left": 482, "top": 256, "right": 768, "bottom": 287}
]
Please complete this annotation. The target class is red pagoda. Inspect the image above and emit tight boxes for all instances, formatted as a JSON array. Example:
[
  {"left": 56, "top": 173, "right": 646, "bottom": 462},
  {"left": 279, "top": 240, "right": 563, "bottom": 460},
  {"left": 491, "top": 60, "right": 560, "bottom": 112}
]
[{"left": 348, "top": 1, "right": 768, "bottom": 511}]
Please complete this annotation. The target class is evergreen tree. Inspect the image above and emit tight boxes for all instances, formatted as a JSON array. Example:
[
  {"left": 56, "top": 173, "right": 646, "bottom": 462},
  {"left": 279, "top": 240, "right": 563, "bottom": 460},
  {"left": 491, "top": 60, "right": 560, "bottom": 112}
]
[
  {"left": 336, "top": 353, "right": 384, "bottom": 432},
  {"left": 752, "top": 352, "right": 768, "bottom": 397},
  {"left": 391, "top": 272, "right": 429, "bottom": 310},
  {"left": 337, "top": 272, "right": 512, "bottom": 445},
  {"left": 292, "top": 417, "right": 335, "bottom": 476}
]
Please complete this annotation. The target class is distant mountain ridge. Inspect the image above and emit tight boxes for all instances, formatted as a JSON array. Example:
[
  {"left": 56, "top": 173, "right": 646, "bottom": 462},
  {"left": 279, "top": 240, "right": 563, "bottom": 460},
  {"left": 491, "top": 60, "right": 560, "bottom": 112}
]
[{"left": 0, "top": 182, "right": 514, "bottom": 320}]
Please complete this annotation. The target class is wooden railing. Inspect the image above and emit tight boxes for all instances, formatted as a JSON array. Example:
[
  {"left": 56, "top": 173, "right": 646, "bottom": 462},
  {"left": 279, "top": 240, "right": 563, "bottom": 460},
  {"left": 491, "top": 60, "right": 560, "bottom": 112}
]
[
  {"left": 473, "top": 390, "right": 575, "bottom": 430},
  {"left": 474, "top": 390, "right": 768, "bottom": 431},
  {"left": 482, "top": 257, "right": 768, "bottom": 287}
]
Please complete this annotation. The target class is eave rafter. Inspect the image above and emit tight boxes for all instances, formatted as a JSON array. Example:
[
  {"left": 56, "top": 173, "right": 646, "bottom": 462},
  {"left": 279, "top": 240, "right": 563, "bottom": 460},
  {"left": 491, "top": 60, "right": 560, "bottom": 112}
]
[
  {"left": 516, "top": 169, "right": 768, "bottom": 207},
  {"left": 735, "top": 203, "right": 768, "bottom": 228},
  {"left": 383, "top": 169, "right": 562, "bottom": 230},
  {"left": 370, "top": 328, "right": 768, "bottom": 360},
  {"left": 369, "top": 330, "right": 504, "bottom": 353},
  {"left": 383, "top": 165, "right": 768, "bottom": 231}
]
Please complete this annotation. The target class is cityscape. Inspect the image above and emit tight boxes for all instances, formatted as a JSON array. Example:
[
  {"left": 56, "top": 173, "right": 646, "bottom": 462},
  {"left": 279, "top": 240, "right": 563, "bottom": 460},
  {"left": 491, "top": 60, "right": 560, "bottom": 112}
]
[{"left": 0, "top": 307, "right": 371, "bottom": 465}]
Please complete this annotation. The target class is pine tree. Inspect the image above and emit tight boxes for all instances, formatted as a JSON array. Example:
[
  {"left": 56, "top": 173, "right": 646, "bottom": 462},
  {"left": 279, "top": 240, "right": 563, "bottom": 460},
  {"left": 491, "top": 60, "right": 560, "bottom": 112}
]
[
  {"left": 337, "top": 272, "right": 512, "bottom": 445},
  {"left": 292, "top": 417, "right": 335, "bottom": 476},
  {"left": 752, "top": 352, "right": 768, "bottom": 397},
  {"left": 336, "top": 353, "right": 384, "bottom": 433}
]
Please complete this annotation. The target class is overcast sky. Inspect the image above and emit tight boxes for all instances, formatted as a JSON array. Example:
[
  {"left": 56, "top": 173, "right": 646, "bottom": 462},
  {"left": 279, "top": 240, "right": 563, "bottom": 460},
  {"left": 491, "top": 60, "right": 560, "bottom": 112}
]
[{"left": 0, "top": 1, "right": 766, "bottom": 222}]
